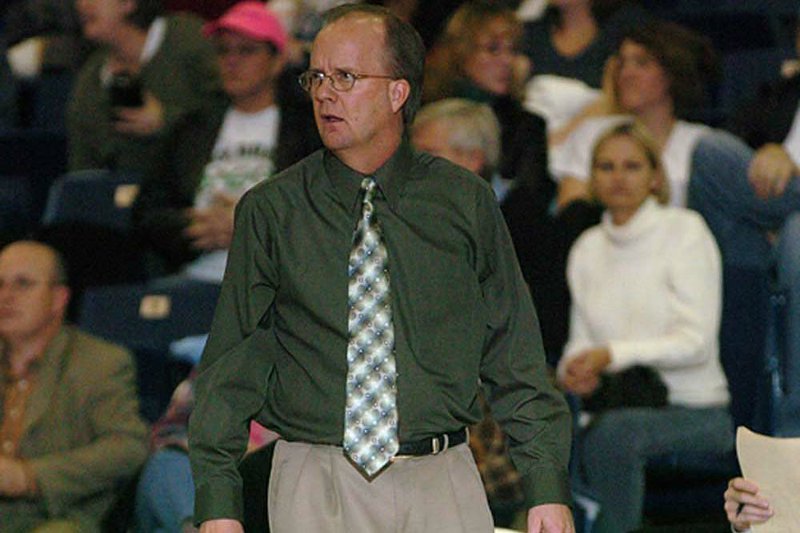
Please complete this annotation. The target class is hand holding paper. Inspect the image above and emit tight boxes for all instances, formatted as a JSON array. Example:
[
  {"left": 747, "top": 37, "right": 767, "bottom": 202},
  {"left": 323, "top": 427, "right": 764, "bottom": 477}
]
[{"left": 735, "top": 427, "right": 800, "bottom": 532}]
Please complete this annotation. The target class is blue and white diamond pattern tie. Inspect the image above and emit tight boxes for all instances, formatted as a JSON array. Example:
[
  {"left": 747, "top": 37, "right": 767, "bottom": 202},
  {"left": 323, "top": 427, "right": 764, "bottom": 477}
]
[{"left": 343, "top": 177, "right": 398, "bottom": 477}]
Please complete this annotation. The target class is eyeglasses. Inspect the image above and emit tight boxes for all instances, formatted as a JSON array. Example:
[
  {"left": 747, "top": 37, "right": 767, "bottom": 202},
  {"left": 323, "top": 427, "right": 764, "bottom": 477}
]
[
  {"left": 477, "top": 41, "right": 518, "bottom": 57},
  {"left": 298, "top": 69, "right": 397, "bottom": 93},
  {"left": 0, "top": 277, "right": 58, "bottom": 293}
]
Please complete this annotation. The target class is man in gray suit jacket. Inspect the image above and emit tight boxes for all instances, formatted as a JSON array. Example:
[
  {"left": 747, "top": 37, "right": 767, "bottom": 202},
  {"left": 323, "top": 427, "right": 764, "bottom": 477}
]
[{"left": 0, "top": 240, "right": 148, "bottom": 532}]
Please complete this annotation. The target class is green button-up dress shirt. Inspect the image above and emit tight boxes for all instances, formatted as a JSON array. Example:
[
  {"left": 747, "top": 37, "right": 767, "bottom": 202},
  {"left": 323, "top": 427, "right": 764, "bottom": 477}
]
[{"left": 188, "top": 139, "right": 572, "bottom": 523}]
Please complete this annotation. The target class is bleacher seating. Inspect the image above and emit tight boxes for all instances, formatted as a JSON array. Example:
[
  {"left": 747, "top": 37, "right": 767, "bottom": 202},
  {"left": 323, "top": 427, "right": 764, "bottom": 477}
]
[
  {"left": 718, "top": 47, "right": 796, "bottom": 119},
  {"left": 0, "top": 128, "right": 67, "bottom": 226},
  {"left": 0, "top": 174, "right": 33, "bottom": 243},
  {"left": 42, "top": 168, "right": 141, "bottom": 230},
  {"left": 78, "top": 280, "right": 221, "bottom": 422}
]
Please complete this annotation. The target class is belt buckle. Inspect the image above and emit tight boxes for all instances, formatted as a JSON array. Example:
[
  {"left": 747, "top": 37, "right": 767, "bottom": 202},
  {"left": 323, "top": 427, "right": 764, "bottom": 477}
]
[{"left": 431, "top": 433, "right": 449, "bottom": 455}]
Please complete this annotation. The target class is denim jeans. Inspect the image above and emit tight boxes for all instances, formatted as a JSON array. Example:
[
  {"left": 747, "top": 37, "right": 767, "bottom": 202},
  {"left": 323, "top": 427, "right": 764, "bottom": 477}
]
[
  {"left": 576, "top": 406, "right": 733, "bottom": 533},
  {"left": 135, "top": 448, "right": 195, "bottom": 533},
  {"left": 688, "top": 129, "right": 800, "bottom": 435}
]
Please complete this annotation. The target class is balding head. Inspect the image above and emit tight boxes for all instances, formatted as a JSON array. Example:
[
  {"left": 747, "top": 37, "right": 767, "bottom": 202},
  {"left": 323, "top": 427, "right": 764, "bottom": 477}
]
[{"left": 0, "top": 241, "right": 70, "bottom": 346}]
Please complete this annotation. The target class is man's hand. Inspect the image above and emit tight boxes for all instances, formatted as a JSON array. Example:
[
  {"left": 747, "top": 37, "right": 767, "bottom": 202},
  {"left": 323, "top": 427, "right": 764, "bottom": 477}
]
[
  {"left": 527, "top": 503, "right": 575, "bottom": 532},
  {"left": 724, "top": 477, "right": 772, "bottom": 532},
  {"left": 198, "top": 519, "right": 243, "bottom": 533},
  {"left": 0, "top": 456, "right": 32, "bottom": 497},
  {"left": 748, "top": 143, "right": 797, "bottom": 200},
  {"left": 559, "top": 347, "right": 611, "bottom": 397},
  {"left": 184, "top": 192, "right": 237, "bottom": 251},
  {"left": 114, "top": 91, "right": 165, "bottom": 136}
]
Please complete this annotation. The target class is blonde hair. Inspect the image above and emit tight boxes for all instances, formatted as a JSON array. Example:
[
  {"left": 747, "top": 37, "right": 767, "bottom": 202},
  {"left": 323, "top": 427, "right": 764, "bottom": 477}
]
[
  {"left": 590, "top": 122, "right": 670, "bottom": 205},
  {"left": 423, "top": 1, "right": 523, "bottom": 103}
]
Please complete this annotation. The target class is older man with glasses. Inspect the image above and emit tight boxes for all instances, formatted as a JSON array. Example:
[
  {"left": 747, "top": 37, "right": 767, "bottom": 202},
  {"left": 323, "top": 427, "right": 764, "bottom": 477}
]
[{"left": 189, "top": 4, "right": 575, "bottom": 533}]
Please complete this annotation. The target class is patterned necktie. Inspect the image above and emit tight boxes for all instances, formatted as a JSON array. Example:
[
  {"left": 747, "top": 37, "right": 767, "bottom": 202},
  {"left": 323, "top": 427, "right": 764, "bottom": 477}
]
[{"left": 343, "top": 177, "right": 399, "bottom": 477}]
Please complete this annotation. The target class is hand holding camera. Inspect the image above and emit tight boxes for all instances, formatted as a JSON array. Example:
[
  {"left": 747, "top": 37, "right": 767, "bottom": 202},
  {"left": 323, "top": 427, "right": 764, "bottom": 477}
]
[{"left": 109, "top": 72, "right": 165, "bottom": 136}]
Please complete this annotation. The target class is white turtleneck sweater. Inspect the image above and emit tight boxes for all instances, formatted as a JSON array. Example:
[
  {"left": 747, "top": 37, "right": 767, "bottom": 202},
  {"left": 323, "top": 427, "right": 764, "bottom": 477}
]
[{"left": 558, "top": 198, "right": 730, "bottom": 408}]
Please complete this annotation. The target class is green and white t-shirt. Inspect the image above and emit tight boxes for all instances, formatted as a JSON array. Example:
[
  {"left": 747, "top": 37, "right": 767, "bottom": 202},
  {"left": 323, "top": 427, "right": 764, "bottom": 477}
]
[{"left": 184, "top": 105, "right": 280, "bottom": 282}]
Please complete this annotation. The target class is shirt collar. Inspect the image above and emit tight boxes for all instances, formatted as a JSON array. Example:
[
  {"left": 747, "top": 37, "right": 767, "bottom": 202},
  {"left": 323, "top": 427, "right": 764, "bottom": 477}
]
[
  {"left": 323, "top": 136, "right": 415, "bottom": 213},
  {"left": 0, "top": 326, "right": 67, "bottom": 381},
  {"left": 100, "top": 17, "right": 167, "bottom": 86}
]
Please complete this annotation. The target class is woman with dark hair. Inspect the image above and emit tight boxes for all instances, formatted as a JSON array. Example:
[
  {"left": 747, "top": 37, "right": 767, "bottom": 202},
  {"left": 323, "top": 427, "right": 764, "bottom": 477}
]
[
  {"left": 551, "top": 20, "right": 717, "bottom": 211},
  {"left": 68, "top": 0, "right": 223, "bottom": 179}
]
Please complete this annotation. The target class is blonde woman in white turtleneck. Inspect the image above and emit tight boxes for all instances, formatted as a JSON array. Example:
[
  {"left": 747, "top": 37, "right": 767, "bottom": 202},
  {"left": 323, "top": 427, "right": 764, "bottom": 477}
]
[{"left": 557, "top": 122, "right": 733, "bottom": 533}]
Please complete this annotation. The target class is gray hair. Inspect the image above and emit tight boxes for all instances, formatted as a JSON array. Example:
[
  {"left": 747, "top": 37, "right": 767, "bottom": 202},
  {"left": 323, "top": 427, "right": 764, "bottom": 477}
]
[{"left": 411, "top": 98, "right": 501, "bottom": 176}]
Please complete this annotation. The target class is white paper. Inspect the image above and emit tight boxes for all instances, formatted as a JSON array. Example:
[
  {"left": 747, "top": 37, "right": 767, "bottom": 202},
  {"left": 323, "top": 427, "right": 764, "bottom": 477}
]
[{"left": 736, "top": 426, "right": 800, "bottom": 532}]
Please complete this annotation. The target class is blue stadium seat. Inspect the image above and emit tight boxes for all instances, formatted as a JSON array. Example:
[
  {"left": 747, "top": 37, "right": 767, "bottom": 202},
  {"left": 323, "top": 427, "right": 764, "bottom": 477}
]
[
  {"left": 0, "top": 174, "right": 34, "bottom": 241},
  {"left": 0, "top": 128, "right": 67, "bottom": 221},
  {"left": 78, "top": 279, "right": 221, "bottom": 422},
  {"left": 42, "top": 169, "right": 141, "bottom": 231}
]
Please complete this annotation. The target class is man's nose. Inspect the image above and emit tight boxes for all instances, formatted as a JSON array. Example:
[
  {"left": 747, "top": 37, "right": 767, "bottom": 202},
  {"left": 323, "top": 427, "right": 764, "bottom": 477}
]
[{"left": 313, "top": 78, "right": 337, "bottom": 101}]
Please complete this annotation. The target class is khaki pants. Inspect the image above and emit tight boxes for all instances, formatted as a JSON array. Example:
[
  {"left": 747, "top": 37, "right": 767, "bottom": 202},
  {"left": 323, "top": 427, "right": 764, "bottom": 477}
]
[{"left": 268, "top": 440, "right": 494, "bottom": 533}]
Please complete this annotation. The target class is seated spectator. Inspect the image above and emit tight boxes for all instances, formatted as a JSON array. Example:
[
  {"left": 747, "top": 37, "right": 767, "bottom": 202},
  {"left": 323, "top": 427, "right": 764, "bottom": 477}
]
[
  {"left": 689, "top": 4, "right": 800, "bottom": 438},
  {"left": 424, "top": 0, "right": 552, "bottom": 216},
  {"left": 724, "top": 477, "right": 774, "bottom": 533},
  {"left": 0, "top": 240, "right": 148, "bottom": 531},
  {"left": 689, "top": 129, "right": 800, "bottom": 434},
  {"left": 520, "top": 0, "right": 650, "bottom": 131},
  {"left": 411, "top": 98, "right": 568, "bottom": 362},
  {"left": 133, "top": 1, "right": 321, "bottom": 278},
  {"left": 136, "top": 358, "right": 277, "bottom": 531},
  {"left": 423, "top": 3, "right": 569, "bottom": 359},
  {"left": 550, "top": 20, "right": 716, "bottom": 211},
  {"left": 68, "top": 0, "right": 223, "bottom": 180},
  {"left": 410, "top": 98, "right": 525, "bottom": 526},
  {"left": 557, "top": 123, "right": 732, "bottom": 533}
]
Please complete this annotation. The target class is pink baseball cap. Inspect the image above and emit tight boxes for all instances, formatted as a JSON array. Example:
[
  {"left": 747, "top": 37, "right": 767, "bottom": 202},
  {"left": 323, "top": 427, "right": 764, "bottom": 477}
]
[{"left": 203, "top": 1, "right": 288, "bottom": 53}]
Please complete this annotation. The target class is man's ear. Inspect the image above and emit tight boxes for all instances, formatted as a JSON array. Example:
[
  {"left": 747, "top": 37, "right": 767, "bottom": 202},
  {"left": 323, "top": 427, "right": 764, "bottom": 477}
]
[
  {"left": 463, "top": 148, "right": 487, "bottom": 176},
  {"left": 52, "top": 285, "right": 71, "bottom": 318},
  {"left": 388, "top": 79, "right": 411, "bottom": 115}
]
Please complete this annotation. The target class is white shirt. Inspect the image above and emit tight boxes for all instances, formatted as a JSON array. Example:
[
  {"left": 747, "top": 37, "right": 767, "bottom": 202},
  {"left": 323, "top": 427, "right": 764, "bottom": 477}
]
[
  {"left": 549, "top": 116, "right": 710, "bottom": 207},
  {"left": 559, "top": 198, "right": 729, "bottom": 408},
  {"left": 184, "top": 105, "right": 281, "bottom": 282},
  {"left": 781, "top": 102, "right": 800, "bottom": 168}
]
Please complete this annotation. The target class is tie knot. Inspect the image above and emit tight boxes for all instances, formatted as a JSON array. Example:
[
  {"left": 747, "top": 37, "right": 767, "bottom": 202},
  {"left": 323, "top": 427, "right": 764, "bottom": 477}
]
[{"left": 361, "top": 177, "right": 377, "bottom": 203}]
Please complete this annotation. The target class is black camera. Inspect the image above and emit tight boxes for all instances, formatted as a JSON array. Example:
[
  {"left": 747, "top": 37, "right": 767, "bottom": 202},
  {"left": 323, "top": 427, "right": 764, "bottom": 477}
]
[{"left": 109, "top": 72, "right": 144, "bottom": 108}]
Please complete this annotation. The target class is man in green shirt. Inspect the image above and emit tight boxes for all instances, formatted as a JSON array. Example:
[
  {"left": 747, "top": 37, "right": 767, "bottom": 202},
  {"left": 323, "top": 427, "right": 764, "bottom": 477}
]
[{"left": 189, "top": 5, "right": 574, "bottom": 533}]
